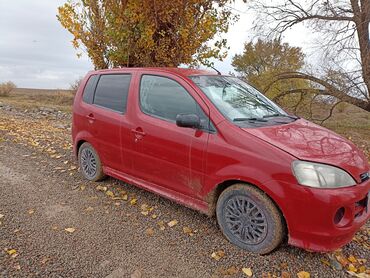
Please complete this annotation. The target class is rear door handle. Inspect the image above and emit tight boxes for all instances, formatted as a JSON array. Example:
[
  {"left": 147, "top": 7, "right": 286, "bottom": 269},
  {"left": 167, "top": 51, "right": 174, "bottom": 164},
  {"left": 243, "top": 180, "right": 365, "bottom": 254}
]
[
  {"left": 86, "top": 113, "right": 95, "bottom": 120},
  {"left": 86, "top": 113, "right": 95, "bottom": 123}
]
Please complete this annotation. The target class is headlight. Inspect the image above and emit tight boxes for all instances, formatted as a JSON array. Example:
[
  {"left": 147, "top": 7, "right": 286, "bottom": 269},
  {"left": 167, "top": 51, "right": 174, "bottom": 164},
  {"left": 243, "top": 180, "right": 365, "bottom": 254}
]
[{"left": 292, "top": 161, "right": 356, "bottom": 188}]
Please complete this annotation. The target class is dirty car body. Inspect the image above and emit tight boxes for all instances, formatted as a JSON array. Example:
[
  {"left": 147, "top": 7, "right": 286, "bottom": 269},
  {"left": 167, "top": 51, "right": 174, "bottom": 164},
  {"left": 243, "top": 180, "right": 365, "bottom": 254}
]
[{"left": 72, "top": 67, "right": 370, "bottom": 253}]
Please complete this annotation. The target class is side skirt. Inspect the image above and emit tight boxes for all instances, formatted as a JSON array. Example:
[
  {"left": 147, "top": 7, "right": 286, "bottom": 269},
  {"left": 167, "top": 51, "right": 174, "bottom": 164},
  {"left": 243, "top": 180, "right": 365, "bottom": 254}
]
[{"left": 103, "top": 166, "right": 210, "bottom": 215}]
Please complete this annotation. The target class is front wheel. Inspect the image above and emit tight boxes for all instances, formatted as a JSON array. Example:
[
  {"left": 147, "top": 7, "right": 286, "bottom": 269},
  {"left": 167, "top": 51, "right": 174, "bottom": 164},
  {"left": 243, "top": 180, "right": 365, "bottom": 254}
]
[
  {"left": 216, "top": 184, "right": 285, "bottom": 254},
  {"left": 78, "top": 142, "right": 106, "bottom": 182}
]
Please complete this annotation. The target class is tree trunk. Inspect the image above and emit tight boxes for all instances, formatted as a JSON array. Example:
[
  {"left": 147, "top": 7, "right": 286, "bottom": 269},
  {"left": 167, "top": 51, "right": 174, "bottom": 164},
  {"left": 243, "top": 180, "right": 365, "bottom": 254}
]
[{"left": 352, "top": 0, "right": 370, "bottom": 99}]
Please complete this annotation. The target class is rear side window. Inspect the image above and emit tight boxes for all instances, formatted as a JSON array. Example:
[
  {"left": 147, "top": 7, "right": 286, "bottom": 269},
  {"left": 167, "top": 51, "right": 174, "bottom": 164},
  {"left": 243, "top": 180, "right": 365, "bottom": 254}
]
[
  {"left": 140, "top": 75, "right": 207, "bottom": 122},
  {"left": 93, "top": 74, "right": 131, "bottom": 113},
  {"left": 82, "top": 75, "right": 98, "bottom": 104}
]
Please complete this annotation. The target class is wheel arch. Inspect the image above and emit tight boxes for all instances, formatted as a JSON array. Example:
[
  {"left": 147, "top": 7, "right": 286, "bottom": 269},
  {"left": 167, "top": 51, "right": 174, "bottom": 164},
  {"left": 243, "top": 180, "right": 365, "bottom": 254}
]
[
  {"left": 206, "top": 179, "right": 289, "bottom": 238},
  {"left": 75, "top": 139, "right": 87, "bottom": 157}
]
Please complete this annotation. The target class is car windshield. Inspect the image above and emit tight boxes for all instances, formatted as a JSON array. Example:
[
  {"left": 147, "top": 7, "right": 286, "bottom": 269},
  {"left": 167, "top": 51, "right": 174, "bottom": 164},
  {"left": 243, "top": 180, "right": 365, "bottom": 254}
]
[{"left": 189, "top": 75, "right": 290, "bottom": 124}]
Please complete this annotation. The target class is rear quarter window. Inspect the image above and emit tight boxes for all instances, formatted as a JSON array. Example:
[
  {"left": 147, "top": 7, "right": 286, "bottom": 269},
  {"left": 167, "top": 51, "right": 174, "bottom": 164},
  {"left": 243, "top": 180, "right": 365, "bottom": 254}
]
[
  {"left": 93, "top": 74, "right": 131, "bottom": 113},
  {"left": 82, "top": 75, "right": 99, "bottom": 104}
]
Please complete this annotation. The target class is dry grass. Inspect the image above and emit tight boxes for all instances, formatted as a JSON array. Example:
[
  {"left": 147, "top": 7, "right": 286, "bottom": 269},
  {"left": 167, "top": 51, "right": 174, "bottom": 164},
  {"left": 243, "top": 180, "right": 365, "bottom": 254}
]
[
  {"left": 322, "top": 105, "right": 370, "bottom": 160},
  {"left": 0, "top": 88, "right": 74, "bottom": 112}
]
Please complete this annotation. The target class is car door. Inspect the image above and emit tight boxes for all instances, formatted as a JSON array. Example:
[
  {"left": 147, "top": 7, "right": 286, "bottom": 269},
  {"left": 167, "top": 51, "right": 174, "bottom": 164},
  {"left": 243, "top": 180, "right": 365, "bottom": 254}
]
[
  {"left": 88, "top": 73, "right": 132, "bottom": 171},
  {"left": 128, "top": 73, "right": 212, "bottom": 198}
]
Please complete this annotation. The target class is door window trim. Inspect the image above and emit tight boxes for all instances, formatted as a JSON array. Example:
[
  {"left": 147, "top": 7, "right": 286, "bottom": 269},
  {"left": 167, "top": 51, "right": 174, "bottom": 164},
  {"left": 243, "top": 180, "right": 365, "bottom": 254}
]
[
  {"left": 91, "top": 73, "right": 132, "bottom": 114},
  {"left": 138, "top": 74, "right": 216, "bottom": 133}
]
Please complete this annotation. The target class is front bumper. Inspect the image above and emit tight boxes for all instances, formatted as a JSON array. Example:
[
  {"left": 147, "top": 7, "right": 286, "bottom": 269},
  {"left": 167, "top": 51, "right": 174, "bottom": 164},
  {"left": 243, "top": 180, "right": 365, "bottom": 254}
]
[{"left": 264, "top": 178, "right": 370, "bottom": 252}]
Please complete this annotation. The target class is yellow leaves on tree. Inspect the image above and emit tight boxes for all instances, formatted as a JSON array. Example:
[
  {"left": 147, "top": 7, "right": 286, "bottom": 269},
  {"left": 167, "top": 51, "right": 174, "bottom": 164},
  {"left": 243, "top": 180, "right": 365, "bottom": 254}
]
[
  {"left": 57, "top": 0, "right": 236, "bottom": 69},
  {"left": 231, "top": 38, "right": 313, "bottom": 114}
]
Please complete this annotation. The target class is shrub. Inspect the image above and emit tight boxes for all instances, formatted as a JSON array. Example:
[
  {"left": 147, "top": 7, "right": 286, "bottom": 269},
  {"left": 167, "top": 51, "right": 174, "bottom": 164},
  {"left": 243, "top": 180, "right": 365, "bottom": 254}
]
[
  {"left": 0, "top": 81, "right": 16, "bottom": 97},
  {"left": 69, "top": 77, "right": 83, "bottom": 94}
]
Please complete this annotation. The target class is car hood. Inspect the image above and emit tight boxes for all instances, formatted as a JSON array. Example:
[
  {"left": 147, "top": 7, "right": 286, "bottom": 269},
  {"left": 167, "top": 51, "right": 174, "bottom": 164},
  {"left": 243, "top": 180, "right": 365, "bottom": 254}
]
[{"left": 243, "top": 119, "right": 369, "bottom": 183}]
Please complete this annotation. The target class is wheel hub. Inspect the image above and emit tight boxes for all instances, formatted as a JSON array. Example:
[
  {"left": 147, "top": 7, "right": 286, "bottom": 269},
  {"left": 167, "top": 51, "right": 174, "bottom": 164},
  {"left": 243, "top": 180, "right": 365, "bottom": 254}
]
[
  {"left": 224, "top": 196, "right": 268, "bottom": 245},
  {"left": 81, "top": 148, "right": 97, "bottom": 179}
]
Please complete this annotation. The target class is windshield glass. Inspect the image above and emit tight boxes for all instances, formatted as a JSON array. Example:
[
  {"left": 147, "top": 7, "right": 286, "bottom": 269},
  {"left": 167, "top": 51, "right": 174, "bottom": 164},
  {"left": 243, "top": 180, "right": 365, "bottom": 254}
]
[{"left": 189, "top": 75, "right": 288, "bottom": 122}]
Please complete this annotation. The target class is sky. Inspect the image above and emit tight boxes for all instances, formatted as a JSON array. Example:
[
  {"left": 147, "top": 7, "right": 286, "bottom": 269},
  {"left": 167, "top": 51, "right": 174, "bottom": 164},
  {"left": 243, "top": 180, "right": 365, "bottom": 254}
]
[{"left": 0, "top": 0, "right": 312, "bottom": 89}]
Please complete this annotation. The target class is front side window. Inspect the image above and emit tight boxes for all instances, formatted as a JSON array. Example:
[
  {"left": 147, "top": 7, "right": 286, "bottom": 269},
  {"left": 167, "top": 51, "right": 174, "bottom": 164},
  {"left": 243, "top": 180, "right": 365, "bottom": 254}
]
[
  {"left": 140, "top": 75, "right": 208, "bottom": 125},
  {"left": 190, "top": 75, "right": 296, "bottom": 127},
  {"left": 93, "top": 74, "right": 131, "bottom": 113}
]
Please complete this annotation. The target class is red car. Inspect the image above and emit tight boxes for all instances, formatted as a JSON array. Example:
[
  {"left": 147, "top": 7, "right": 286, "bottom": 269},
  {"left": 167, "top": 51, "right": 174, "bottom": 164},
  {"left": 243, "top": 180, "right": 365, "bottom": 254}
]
[{"left": 72, "top": 67, "right": 370, "bottom": 254}]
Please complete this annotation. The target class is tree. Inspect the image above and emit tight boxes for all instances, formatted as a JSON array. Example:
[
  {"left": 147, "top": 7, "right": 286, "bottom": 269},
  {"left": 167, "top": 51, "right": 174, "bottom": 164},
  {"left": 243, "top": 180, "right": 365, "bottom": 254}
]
[
  {"left": 232, "top": 38, "right": 306, "bottom": 99},
  {"left": 57, "top": 0, "right": 236, "bottom": 69},
  {"left": 69, "top": 77, "right": 83, "bottom": 94},
  {"left": 249, "top": 0, "right": 370, "bottom": 112},
  {"left": 232, "top": 39, "right": 319, "bottom": 117}
]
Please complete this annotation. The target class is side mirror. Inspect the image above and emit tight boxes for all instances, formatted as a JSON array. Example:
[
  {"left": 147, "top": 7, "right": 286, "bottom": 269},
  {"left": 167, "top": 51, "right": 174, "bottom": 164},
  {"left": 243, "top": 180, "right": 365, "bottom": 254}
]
[{"left": 176, "top": 113, "right": 201, "bottom": 129}]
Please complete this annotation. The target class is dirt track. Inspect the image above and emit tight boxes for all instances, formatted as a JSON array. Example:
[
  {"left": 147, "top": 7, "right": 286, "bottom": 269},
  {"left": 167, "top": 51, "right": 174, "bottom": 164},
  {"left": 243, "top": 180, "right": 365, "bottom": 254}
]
[{"left": 0, "top": 107, "right": 369, "bottom": 277}]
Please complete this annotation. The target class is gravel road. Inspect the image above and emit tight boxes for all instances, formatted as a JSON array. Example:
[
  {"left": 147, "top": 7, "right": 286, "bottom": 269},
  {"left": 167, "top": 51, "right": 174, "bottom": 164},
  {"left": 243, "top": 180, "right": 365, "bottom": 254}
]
[{"left": 0, "top": 106, "right": 369, "bottom": 278}]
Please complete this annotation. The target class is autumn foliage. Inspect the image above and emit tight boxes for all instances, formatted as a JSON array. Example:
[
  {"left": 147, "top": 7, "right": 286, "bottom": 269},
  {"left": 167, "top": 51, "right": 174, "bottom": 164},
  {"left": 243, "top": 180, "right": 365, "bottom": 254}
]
[
  {"left": 231, "top": 39, "right": 314, "bottom": 115},
  {"left": 57, "top": 0, "right": 235, "bottom": 69},
  {"left": 232, "top": 38, "right": 305, "bottom": 99}
]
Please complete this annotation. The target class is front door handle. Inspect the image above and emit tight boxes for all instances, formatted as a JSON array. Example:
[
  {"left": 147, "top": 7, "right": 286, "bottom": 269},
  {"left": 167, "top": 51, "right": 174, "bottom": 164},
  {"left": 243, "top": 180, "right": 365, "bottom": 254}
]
[
  {"left": 131, "top": 128, "right": 146, "bottom": 142},
  {"left": 131, "top": 128, "right": 146, "bottom": 137}
]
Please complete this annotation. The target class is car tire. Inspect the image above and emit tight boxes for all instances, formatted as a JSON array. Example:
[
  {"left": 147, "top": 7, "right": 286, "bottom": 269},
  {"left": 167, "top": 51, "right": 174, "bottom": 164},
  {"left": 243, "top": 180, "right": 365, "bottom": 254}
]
[
  {"left": 216, "top": 183, "right": 285, "bottom": 254},
  {"left": 78, "top": 142, "right": 106, "bottom": 182}
]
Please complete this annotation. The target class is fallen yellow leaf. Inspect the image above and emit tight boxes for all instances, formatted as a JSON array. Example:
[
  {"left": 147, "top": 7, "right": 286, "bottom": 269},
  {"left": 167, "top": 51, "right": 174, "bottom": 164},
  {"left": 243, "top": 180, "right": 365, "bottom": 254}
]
[
  {"left": 211, "top": 250, "right": 225, "bottom": 261},
  {"left": 167, "top": 220, "right": 178, "bottom": 227},
  {"left": 297, "top": 271, "right": 310, "bottom": 278},
  {"left": 320, "top": 259, "right": 330, "bottom": 267},
  {"left": 220, "top": 266, "right": 239, "bottom": 275},
  {"left": 347, "top": 264, "right": 357, "bottom": 272},
  {"left": 151, "top": 214, "right": 158, "bottom": 219},
  {"left": 336, "top": 254, "right": 349, "bottom": 266},
  {"left": 358, "top": 266, "right": 366, "bottom": 273},
  {"left": 242, "top": 267, "right": 253, "bottom": 277},
  {"left": 130, "top": 198, "right": 137, "bottom": 205},
  {"left": 7, "top": 249, "right": 17, "bottom": 256},
  {"left": 96, "top": 185, "right": 107, "bottom": 192},
  {"left": 348, "top": 255, "right": 357, "bottom": 263},
  {"left": 40, "top": 257, "right": 50, "bottom": 264},
  {"left": 122, "top": 194, "right": 128, "bottom": 201},
  {"left": 64, "top": 227, "right": 76, "bottom": 233},
  {"left": 158, "top": 221, "right": 165, "bottom": 230},
  {"left": 183, "top": 226, "right": 193, "bottom": 236},
  {"left": 357, "top": 259, "right": 367, "bottom": 264},
  {"left": 146, "top": 228, "right": 154, "bottom": 236},
  {"left": 106, "top": 191, "right": 115, "bottom": 198},
  {"left": 141, "top": 204, "right": 149, "bottom": 211}
]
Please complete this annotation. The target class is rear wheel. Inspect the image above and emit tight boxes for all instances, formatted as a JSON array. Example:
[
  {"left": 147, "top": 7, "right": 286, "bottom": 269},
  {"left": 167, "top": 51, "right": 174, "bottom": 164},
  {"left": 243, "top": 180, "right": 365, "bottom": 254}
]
[
  {"left": 216, "top": 183, "right": 285, "bottom": 254},
  {"left": 78, "top": 142, "right": 106, "bottom": 181}
]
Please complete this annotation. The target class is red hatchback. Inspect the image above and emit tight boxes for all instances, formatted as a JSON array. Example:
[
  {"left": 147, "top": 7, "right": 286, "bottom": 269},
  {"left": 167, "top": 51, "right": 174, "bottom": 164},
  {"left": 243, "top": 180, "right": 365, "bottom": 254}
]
[{"left": 72, "top": 67, "right": 370, "bottom": 254}]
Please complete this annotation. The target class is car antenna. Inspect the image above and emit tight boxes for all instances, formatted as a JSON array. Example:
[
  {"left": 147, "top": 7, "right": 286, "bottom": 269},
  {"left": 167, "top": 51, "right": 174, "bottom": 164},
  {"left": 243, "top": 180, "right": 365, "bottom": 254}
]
[{"left": 209, "top": 65, "right": 222, "bottom": 75}]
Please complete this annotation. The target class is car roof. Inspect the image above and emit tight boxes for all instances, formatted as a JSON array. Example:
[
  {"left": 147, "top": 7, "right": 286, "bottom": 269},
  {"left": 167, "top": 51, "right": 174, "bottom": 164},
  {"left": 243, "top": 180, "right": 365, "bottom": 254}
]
[{"left": 92, "top": 67, "right": 218, "bottom": 77}]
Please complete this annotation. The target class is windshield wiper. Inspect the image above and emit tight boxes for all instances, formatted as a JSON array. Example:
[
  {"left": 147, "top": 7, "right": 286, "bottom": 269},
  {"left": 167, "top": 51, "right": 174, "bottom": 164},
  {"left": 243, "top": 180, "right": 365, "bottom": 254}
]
[
  {"left": 263, "top": 113, "right": 299, "bottom": 120},
  {"left": 233, "top": 117, "right": 268, "bottom": 122}
]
